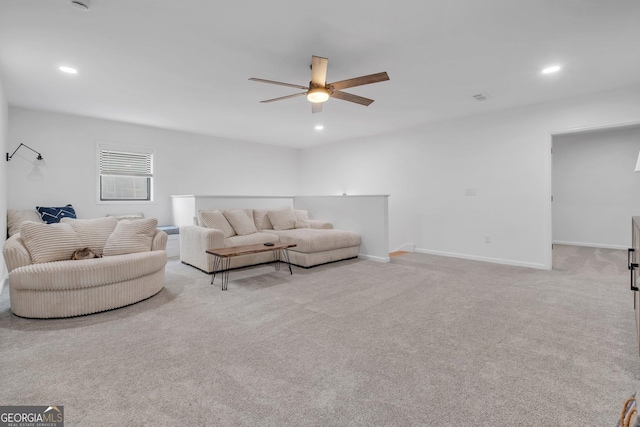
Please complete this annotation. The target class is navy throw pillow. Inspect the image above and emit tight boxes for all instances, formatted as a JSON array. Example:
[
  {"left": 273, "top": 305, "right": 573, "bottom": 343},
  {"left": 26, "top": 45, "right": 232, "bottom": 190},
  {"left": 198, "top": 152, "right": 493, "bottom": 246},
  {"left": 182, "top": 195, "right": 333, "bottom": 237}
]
[{"left": 36, "top": 204, "right": 77, "bottom": 224}]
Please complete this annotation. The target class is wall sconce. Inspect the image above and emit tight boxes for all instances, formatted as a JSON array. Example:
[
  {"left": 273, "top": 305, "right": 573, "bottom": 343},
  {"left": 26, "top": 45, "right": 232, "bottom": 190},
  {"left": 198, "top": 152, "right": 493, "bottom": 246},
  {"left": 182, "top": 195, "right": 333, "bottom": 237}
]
[{"left": 7, "top": 143, "right": 46, "bottom": 181}]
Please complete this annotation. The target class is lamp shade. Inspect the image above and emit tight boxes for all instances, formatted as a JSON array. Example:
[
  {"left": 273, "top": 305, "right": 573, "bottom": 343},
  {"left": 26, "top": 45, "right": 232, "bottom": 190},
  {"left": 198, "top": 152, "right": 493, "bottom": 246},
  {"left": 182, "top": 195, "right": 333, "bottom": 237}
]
[
  {"left": 27, "top": 165, "right": 44, "bottom": 181},
  {"left": 33, "top": 157, "right": 46, "bottom": 167}
]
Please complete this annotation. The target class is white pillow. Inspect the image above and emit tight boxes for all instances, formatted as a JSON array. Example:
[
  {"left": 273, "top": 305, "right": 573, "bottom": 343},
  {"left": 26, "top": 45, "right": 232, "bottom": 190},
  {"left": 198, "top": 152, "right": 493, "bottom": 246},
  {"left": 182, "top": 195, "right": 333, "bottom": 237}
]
[
  {"left": 20, "top": 221, "right": 82, "bottom": 264},
  {"left": 223, "top": 209, "right": 258, "bottom": 236},
  {"left": 198, "top": 210, "right": 236, "bottom": 238},
  {"left": 103, "top": 218, "right": 158, "bottom": 256},
  {"left": 294, "top": 209, "right": 310, "bottom": 229},
  {"left": 61, "top": 216, "right": 118, "bottom": 255},
  {"left": 267, "top": 206, "right": 297, "bottom": 231},
  {"left": 7, "top": 209, "right": 43, "bottom": 237}
]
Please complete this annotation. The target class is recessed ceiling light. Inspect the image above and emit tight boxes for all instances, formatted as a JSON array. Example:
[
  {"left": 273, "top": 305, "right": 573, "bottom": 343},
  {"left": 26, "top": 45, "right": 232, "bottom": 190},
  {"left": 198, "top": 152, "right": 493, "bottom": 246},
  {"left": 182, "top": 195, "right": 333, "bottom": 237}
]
[
  {"left": 542, "top": 65, "right": 561, "bottom": 74},
  {"left": 472, "top": 93, "right": 491, "bottom": 101},
  {"left": 59, "top": 66, "right": 78, "bottom": 74},
  {"left": 314, "top": 125, "right": 324, "bottom": 131}
]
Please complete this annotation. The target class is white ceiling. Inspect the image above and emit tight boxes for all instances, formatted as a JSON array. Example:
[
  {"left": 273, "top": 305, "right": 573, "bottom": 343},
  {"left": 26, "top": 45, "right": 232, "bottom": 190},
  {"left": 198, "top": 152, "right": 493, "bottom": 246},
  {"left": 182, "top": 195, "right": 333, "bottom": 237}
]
[{"left": 1, "top": 0, "right": 639, "bottom": 148}]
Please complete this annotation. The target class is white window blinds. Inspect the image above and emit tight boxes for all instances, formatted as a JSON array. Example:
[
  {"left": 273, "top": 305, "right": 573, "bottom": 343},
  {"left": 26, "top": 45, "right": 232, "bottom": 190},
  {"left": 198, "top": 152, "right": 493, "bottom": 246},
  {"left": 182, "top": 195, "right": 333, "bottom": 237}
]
[
  {"left": 98, "top": 144, "right": 154, "bottom": 202},
  {"left": 99, "top": 149, "right": 153, "bottom": 177}
]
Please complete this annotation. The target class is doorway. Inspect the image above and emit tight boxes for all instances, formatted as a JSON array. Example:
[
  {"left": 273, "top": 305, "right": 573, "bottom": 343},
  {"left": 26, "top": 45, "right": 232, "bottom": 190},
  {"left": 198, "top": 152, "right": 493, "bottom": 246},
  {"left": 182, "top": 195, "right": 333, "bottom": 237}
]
[{"left": 551, "top": 124, "right": 640, "bottom": 267}]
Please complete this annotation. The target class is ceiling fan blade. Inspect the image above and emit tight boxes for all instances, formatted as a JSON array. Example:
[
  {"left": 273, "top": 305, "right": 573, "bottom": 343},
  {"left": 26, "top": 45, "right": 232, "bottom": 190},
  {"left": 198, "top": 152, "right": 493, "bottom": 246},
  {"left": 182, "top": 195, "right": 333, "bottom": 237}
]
[
  {"left": 329, "top": 72, "right": 389, "bottom": 91},
  {"left": 311, "top": 55, "right": 328, "bottom": 87},
  {"left": 312, "top": 102, "right": 323, "bottom": 114},
  {"left": 330, "top": 90, "right": 374, "bottom": 106},
  {"left": 249, "top": 78, "right": 308, "bottom": 90},
  {"left": 259, "top": 92, "right": 307, "bottom": 103}
]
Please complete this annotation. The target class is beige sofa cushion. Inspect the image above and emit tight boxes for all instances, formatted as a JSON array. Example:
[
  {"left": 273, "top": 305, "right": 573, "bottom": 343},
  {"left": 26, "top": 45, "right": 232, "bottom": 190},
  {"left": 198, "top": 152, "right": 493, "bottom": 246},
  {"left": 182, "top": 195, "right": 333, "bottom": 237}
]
[
  {"left": 267, "top": 206, "right": 297, "bottom": 230},
  {"left": 7, "top": 209, "right": 43, "bottom": 237},
  {"left": 9, "top": 250, "right": 167, "bottom": 291},
  {"left": 103, "top": 218, "right": 158, "bottom": 256},
  {"left": 269, "top": 229, "right": 361, "bottom": 253},
  {"left": 294, "top": 209, "right": 310, "bottom": 229},
  {"left": 223, "top": 209, "right": 258, "bottom": 236},
  {"left": 253, "top": 209, "right": 274, "bottom": 230},
  {"left": 308, "top": 220, "right": 333, "bottom": 230},
  {"left": 61, "top": 216, "right": 118, "bottom": 255},
  {"left": 225, "top": 232, "right": 279, "bottom": 247},
  {"left": 20, "top": 221, "right": 82, "bottom": 263},
  {"left": 198, "top": 210, "right": 236, "bottom": 238}
]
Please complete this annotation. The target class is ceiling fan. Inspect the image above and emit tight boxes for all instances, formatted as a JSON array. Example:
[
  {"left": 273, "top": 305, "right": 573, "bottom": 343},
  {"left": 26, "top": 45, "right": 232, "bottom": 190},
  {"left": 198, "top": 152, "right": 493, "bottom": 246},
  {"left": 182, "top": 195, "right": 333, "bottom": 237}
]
[{"left": 249, "top": 55, "right": 390, "bottom": 114}]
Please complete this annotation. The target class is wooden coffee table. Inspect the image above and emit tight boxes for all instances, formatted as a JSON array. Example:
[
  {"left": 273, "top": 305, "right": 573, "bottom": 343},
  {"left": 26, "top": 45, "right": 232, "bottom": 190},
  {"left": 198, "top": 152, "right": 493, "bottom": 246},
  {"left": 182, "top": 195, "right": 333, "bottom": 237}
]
[{"left": 206, "top": 242, "right": 297, "bottom": 290}]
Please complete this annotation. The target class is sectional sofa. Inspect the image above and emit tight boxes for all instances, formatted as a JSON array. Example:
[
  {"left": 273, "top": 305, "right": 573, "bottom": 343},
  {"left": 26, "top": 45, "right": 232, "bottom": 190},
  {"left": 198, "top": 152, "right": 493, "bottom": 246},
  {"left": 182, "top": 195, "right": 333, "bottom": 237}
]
[{"left": 180, "top": 206, "right": 361, "bottom": 273}]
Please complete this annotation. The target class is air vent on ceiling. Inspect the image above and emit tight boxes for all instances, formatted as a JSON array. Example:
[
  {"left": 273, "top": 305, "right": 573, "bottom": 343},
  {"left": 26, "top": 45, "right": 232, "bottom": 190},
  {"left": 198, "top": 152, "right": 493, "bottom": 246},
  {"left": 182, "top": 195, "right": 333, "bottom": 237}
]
[
  {"left": 70, "top": 0, "right": 90, "bottom": 11},
  {"left": 472, "top": 93, "right": 491, "bottom": 101}
]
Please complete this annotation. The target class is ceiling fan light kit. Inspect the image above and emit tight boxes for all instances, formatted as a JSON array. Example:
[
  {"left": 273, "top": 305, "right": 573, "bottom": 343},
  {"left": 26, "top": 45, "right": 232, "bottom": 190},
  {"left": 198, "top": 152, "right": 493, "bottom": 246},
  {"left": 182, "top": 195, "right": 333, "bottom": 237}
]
[
  {"left": 307, "top": 87, "right": 330, "bottom": 103},
  {"left": 250, "top": 55, "right": 389, "bottom": 113}
]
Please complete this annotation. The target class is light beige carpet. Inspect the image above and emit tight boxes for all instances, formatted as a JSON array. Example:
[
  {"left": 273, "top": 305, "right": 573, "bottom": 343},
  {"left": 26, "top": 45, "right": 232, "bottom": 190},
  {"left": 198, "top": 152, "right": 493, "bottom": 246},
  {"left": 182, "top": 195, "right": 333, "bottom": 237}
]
[{"left": 0, "top": 245, "right": 637, "bottom": 426}]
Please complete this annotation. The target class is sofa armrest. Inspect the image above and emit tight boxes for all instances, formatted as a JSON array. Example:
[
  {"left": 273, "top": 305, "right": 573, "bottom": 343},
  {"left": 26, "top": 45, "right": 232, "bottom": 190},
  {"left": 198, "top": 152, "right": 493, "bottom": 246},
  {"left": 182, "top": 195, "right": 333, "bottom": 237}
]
[
  {"left": 179, "top": 225, "right": 225, "bottom": 273},
  {"left": 152, "top": 229, "right": 168, "bottom": 251},
  {"left": 308, "top": 220, "right": 333, "bottom": 230},
  {"left": 3, "top": 233, "right": 32, "bottom": 272}
]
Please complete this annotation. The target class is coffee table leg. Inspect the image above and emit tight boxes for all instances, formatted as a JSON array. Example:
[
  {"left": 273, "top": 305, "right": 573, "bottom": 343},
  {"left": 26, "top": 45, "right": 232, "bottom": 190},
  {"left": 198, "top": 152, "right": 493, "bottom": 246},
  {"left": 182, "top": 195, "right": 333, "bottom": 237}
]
[
  {"left": 282, "top": 248, "right": 293, "bottom": 275},
  {"left": 274, "top": 248, "right": 281, "bottom": 271},
  {"left": 211, "top": 256, "right": 221, "bottom": 285},
  {"left": 221, "top": 257, "right": 231, "bottom": 291}
]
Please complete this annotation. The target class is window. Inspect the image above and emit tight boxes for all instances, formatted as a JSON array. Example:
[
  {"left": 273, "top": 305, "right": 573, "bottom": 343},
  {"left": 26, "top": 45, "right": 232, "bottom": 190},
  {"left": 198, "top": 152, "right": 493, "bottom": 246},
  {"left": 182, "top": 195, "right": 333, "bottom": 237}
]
[{"left": 98, "top": 144, "right": 154, "bottom": 202}]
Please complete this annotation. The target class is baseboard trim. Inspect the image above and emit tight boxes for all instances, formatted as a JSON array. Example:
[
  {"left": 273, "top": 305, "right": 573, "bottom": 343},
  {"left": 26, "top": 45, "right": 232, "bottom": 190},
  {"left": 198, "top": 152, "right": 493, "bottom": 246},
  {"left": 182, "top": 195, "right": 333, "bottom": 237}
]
[
  {"left": 414, "top": 248, "right": 548, "bottom": 270},
  {"left": 358, "top": 254, "right": 391, "bottom": 263},
  {"left": 393, "top": 243, "right": 415, "bottom": 253},
  {"left": 552, "top": 240, "right": 628, "bottom": 250}
]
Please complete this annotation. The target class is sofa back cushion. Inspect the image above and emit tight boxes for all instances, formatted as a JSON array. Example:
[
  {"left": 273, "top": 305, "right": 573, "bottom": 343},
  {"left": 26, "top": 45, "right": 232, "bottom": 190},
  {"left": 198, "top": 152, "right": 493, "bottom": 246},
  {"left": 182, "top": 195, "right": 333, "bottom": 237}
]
[
  {"left": 61, "top": 216, "right": 118, "bottom": 255},
  {"left": 20, "top": 220, "right": 82, "bottom": 264},
  {"left": 7, "top": 209, "right": 43, "bottom": 237},
  {"left": 223, "top": 209, "right": 258, "bottom": 236},
  {"left": 198, "top": 210, "right": 236, "bottom": 238},
  {"left": 267, "top": 206, "right": 297, "bottom": 231},
  {"left": 253, "top": 209, "right": 274, "bottom": 230},
  {"left": 294, "top": 209, "right": 310, "bottom": 229},
  {"left": 103, "top": 218, "right": 158, "bottom": 256}
]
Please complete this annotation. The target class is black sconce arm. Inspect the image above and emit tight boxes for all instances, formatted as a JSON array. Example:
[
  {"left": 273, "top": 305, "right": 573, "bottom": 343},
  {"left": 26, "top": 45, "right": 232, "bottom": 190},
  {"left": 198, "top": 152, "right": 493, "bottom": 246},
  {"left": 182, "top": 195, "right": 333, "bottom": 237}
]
[{"left": 6, "top": 143, "right": 44, "bottom": 161}]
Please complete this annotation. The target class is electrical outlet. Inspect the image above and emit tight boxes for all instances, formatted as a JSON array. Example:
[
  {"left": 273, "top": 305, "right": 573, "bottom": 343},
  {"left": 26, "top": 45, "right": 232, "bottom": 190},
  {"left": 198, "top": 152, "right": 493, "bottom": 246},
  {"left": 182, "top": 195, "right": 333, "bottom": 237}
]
[{"left": 485, "top": 235, "right": 491, "bottom": 243}]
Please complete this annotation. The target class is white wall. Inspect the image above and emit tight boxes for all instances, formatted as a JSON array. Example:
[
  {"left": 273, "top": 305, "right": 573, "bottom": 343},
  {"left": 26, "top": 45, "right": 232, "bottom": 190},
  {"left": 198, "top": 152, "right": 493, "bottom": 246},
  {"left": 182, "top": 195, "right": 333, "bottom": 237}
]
[
  {"left": 7, "top": 107, "right": 299, "bottom": 225},
  {"left": 297, "top": 84, "right": 640, "bottom": 269},
  {"left": 552, "top": 126, "right": 640, "bottom": 249},
  {"left": 294, "top": 195, "right": 390, "bottom": 262},
  {"left": 171, "top": 195, "right": 295, "bottom": 227},
  {"left": 7, "top": 85, "right": 640, "bottom": 271},
  {"left": 0, "top": 77, "right": 8, "bottom": 293}
]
